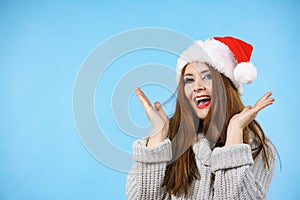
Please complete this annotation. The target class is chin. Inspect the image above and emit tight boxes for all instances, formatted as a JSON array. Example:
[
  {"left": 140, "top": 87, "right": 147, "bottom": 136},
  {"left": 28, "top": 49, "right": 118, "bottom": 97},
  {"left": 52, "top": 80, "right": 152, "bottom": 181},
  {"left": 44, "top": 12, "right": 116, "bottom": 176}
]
[
  {"left": 194, "top": 107, "right": 209, "bottom": 119},
  {"left": 197, "top": 114, "right": 208, "bottom": 120}
]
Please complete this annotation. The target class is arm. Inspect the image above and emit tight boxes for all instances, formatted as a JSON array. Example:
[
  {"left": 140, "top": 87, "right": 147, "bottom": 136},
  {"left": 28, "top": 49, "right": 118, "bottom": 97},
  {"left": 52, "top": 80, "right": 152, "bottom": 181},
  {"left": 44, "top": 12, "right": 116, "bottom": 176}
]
[
  {"left": 211, "top": 92, "right": 275, "bottom": 199},
  {"left": 126, "top": 138, "right": 172, "bottom": 200},
  {"left": 211, "top": 142, "right": 276, "bottom": 199}
]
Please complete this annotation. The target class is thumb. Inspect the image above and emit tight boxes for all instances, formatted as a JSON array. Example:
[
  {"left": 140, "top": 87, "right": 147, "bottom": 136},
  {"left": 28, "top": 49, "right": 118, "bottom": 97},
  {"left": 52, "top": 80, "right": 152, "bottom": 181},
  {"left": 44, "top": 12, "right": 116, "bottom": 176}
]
[
  {"left": 154, "top": 101, "right": 161, "bottom": 110},
  {"left": 154, "top": 102, "right": 168, "bottom": 122},
  {"left": 241, "top": 106, "right": 252, "bottom": 114}
]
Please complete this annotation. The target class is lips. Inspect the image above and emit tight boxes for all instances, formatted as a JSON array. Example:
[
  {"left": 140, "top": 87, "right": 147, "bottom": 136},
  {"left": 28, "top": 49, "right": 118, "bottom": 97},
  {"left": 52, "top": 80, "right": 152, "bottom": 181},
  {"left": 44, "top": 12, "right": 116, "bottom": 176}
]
[{"left": 194, "top": 95, "right": 211, "bottom": 109}]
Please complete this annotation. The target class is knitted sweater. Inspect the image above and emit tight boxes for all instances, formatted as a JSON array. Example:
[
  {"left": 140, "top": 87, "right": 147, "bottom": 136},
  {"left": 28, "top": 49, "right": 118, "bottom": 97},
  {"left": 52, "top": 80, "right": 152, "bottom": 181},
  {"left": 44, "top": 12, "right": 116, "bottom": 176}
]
[{"left": 126, "top": 134, "right": 276, "bottom": 200}]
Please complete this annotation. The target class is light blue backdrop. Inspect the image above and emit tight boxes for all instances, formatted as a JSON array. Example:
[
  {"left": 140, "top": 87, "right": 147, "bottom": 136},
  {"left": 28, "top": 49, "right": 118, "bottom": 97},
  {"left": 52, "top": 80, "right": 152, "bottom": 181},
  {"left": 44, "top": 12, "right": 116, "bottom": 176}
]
[{"left": 1, "top": 1, "right": 299, "bottom": 199}]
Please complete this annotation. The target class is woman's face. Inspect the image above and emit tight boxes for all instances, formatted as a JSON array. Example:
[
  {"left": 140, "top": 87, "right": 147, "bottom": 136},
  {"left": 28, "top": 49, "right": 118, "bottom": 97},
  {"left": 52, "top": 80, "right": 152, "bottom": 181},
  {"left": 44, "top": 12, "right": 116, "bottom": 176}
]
[{"left": 183, "top": 62, "right": 212, "bottom": 119}]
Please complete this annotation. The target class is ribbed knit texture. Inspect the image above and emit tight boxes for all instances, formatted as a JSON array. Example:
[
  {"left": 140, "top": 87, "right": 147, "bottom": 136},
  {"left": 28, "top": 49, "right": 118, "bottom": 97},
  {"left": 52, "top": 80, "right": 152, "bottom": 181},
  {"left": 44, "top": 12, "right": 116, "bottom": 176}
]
[{"left": 126, "top": 135, "right": 276, "bottom": 200}]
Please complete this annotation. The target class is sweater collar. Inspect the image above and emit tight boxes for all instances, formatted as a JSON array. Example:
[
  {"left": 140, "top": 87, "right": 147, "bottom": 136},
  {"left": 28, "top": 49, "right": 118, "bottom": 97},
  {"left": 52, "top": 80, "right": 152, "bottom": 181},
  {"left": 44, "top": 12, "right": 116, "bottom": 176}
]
[{"left": 192, "top": 133, "right": 213, "bottom": 166}]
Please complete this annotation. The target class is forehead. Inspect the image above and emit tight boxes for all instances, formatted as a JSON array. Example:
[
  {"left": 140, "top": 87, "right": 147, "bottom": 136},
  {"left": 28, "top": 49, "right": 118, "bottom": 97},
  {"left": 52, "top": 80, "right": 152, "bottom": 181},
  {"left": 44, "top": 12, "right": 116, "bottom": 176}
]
[{"left": 184, "top": 62, "right": 209, "bottom": 75}]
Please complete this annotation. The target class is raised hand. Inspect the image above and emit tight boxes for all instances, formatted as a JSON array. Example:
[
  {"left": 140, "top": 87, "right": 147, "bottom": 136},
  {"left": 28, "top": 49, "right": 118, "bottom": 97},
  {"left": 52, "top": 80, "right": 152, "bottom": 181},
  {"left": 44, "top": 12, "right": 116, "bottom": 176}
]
[
  {"left": 135, "top": 87, "right": 169, "bottom": 147},
  {"left": 226, "top": 92, "right": 275, "bottom": 146}
]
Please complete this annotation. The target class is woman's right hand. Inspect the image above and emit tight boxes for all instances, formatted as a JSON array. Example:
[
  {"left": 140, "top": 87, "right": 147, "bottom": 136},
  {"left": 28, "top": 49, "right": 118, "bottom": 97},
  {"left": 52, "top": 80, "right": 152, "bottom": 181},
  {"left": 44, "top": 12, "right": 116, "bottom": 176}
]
[{"left": 135, "top": 87, "right": 169, "bottom": 147}]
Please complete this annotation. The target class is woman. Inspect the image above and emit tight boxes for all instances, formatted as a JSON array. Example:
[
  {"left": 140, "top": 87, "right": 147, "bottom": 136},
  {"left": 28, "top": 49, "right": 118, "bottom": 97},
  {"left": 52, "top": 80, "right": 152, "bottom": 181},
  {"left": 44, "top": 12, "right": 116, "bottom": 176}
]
[{"left": 126, "top": 36, "right": 276, "bottom": 199}]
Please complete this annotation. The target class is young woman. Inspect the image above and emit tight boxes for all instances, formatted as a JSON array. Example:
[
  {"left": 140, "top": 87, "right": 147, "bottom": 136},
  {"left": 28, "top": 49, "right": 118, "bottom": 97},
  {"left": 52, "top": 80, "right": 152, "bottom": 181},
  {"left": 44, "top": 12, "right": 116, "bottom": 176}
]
[{"left": 126, "top": 36, "right": 276, "bottom": 199}]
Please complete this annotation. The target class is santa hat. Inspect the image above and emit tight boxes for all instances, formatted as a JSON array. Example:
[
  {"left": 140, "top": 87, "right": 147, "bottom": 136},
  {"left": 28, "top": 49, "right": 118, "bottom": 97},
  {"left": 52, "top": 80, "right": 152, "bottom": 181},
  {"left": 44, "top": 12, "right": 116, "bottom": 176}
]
[{"left": 176, "top": 36, "right": 257, "bottom": 95}]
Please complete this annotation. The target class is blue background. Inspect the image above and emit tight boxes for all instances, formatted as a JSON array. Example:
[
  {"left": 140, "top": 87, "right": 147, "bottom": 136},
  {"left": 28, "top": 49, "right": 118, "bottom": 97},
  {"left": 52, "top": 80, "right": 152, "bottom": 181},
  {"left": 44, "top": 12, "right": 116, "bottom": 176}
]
[{"left": 1, "top": 0, "right": 299, "bottom": 199}]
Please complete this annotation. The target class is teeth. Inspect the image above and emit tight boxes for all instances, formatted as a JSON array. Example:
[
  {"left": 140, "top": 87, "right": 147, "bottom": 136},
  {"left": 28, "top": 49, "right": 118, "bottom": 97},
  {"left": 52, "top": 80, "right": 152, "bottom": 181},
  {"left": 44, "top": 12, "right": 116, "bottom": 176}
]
[{"left": 195, "top": 96, "right": 210, "bottom": 101}]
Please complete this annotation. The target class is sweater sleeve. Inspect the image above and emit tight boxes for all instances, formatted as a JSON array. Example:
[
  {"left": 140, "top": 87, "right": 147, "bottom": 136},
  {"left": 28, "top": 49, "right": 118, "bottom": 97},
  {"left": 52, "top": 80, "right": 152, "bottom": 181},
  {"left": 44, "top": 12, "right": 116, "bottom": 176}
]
[
  {"left": 126, "top": 138, "right": 172, "bottom": 200},
  {"left": 211, "top": 142, "right": 276, "bottom": 199}
]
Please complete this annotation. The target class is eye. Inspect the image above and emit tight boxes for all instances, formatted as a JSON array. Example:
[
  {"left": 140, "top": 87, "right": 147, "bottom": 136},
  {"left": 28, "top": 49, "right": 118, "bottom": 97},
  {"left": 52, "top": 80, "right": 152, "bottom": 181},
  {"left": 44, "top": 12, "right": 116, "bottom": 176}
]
[
  {"left": 202, "top": 73, "right": 211, "bottom": 80},
  {"left": 184, "top": 78, "right": 194, "bottom": 84}
]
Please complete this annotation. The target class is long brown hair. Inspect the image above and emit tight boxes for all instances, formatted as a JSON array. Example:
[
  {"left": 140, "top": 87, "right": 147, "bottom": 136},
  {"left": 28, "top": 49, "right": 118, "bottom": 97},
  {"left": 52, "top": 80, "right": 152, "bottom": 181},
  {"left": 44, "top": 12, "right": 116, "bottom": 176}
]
[{"left": 162, "top": 62, "right": 273, "bottom": 197}]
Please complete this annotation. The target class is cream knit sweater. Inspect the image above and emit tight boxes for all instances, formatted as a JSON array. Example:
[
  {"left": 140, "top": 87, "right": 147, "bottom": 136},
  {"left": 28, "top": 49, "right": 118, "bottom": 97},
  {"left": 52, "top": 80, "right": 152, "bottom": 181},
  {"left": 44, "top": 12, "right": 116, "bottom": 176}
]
[{"left": 126, "top": 134, "right": 276, "bottom": 200}]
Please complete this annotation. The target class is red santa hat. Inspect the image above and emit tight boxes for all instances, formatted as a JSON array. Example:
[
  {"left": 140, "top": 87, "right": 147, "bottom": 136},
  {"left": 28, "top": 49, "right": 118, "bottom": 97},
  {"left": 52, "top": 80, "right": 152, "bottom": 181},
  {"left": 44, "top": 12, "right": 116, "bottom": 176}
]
[{"left": 176, "top": 36, "right": 257, "bottom": 95}]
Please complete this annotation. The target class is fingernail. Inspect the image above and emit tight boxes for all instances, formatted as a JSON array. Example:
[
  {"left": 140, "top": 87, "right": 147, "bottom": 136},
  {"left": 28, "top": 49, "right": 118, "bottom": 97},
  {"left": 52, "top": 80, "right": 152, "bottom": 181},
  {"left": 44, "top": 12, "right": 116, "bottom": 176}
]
[{"left": 155, "top": 102, "right": 160, "bottom": 109}]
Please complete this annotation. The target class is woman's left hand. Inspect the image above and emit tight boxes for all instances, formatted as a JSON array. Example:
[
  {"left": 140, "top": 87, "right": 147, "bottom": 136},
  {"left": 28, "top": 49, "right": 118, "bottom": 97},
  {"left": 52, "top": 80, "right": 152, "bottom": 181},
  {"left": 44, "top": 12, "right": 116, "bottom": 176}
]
[{"left": 225, "top": 92, "right": 275, "bottom": 146}]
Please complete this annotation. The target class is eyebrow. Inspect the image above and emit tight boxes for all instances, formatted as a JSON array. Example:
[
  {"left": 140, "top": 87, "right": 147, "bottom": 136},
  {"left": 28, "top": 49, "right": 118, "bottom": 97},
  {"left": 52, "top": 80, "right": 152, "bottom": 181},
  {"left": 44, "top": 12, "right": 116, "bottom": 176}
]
[{"left": 184, "top": 70, "right": 210, "bottom": 77}]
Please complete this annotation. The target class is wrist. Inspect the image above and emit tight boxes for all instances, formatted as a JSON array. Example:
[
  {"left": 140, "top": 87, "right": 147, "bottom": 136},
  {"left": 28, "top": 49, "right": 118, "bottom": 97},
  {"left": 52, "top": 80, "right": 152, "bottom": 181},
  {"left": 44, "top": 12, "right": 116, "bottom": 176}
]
[
  {"left": 146, "top": 134, "right": 166, "bottom": 147},
  {"left": 225, "top": 128, "right": 243, "bottom": 146},
  {"left": 146, "top": 127, "right": 168, "bottom": 147}
]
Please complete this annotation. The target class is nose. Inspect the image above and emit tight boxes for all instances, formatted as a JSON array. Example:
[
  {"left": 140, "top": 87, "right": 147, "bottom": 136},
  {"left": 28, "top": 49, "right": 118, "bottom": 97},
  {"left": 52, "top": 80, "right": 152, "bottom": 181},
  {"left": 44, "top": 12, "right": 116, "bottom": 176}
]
[{"left": 193, "top": 82, "right": 206, "bottom": 92}]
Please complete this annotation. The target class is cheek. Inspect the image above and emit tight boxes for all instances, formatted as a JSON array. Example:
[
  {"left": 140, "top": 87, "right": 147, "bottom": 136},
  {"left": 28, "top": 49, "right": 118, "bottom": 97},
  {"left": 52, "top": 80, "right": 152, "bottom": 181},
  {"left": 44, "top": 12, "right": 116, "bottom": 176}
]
[
  {"left": 204, "top": 80, "right": 212, "bottom": 92},
  {"left": 184, "top": 85, "right": 193, "bottom": 99}
]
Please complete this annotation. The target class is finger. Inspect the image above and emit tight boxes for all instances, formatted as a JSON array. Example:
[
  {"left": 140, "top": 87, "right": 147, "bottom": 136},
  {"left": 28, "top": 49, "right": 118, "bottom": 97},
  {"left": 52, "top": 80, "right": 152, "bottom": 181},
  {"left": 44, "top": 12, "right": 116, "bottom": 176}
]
[
  {"left": 254, "top": 92, "right": 272, "bottom": 108},
  {"left": 248, "top": 98, "right": 275, "bottom": 119},
  {"left": 253, "top": 98, "right": 274, "bottom": 113},
  {"left": 253, "top": 95, "right": 275, "bottom": 110},
  {"left": 136, "top": 88, "right": 156, "bottom": 120},
  {"left": 240, "top": 105, "right": 252, "bottom": 114},
  {"left": 136, "top": 87, "right": 152, "bottom": 109},
  {"left": 154, "top": 102, "right": 169, "bottom": 122},
  {"left": 254, "top": 92, "right": 273, "bottom": 107}
]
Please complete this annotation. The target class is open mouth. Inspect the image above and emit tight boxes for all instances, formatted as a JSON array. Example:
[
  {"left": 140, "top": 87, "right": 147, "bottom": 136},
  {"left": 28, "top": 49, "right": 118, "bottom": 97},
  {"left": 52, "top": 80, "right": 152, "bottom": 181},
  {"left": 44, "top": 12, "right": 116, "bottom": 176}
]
[{"left": 194, "top": 95, "right": 211, "bottom": 109}]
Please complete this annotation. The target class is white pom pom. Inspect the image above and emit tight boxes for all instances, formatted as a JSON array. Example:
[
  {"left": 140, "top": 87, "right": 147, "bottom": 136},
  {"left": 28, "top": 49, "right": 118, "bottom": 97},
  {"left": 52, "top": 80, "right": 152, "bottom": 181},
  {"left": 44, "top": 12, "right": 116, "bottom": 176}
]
[{"left": 234, "top": 62, "right": 257, "bottom": 84}]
